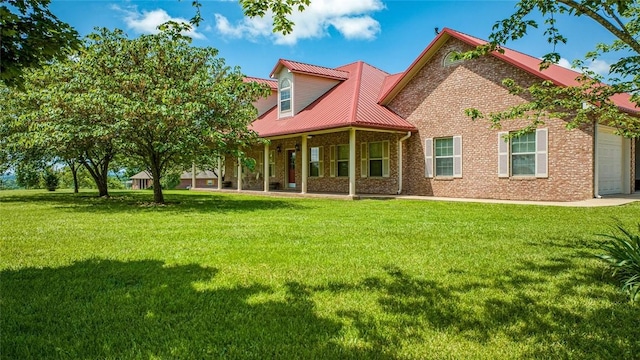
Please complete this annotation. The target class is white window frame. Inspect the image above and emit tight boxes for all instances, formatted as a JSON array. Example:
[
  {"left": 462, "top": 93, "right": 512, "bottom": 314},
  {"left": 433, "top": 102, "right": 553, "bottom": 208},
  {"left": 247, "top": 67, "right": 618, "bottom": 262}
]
[
  {"left": 336, "top": 144, "right": 349, "bottom": 177},
  {"left": 268, "top": 150, "right": 276, "bottom": 178},
  {"left": 425, "top": 136, "right": 462, "bottom": 178},
  {"left": 280, "top": 78, "right": 291, "bottom": 112},
  {"left": 498, "top": 129, "right": 548, "bottom": 178},
  {"left": 361, "top": 141, "right": 390, "bottom": 178},
  {"left": 309, "top": 146, "right": 324, "bottom": 177}
]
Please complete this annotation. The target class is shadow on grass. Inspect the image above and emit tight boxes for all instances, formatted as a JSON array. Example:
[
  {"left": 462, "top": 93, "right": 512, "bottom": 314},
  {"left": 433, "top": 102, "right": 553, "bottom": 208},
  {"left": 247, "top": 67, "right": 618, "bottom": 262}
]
[
  {"left": 312, "top": 262, "right": 639, "bottom": 358},
  {"left": 0, "top": 190, "right": 306, "bottom": 214},
  {"left": 3, "top": 259, "right": 638, "bottom": 358},
  {"left": 0, "top": 259, "right": 377, "bottom": 359}
]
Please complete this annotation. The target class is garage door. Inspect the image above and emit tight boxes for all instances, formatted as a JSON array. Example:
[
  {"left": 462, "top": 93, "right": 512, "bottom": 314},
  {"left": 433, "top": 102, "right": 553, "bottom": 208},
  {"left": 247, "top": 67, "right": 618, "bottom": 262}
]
[{"left": 598, "top": 129, "right": 623, "bottom": 195}]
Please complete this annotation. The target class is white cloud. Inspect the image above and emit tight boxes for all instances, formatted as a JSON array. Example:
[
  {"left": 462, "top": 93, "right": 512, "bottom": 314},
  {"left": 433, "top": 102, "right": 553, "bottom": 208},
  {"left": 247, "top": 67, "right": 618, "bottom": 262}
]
[
  {"left": 214, "top": 0, "right": 385, "bottom": 45},
  {"left": 557, "top": 57, "right": 611, "bottom": 76},
  {"left": 111, "top": 5, "right": 206, "bottom": 40}
]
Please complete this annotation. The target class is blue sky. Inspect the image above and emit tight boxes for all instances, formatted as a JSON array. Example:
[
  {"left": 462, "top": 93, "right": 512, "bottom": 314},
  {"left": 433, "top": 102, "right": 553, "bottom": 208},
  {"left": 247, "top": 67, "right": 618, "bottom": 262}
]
[{"left": 49, "top": 0, "right": 617, "bottom": 78}]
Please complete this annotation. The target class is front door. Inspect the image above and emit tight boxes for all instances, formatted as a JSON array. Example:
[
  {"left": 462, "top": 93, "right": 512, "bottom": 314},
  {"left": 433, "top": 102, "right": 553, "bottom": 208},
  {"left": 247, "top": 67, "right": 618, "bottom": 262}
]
[{"left": 287, "top": 149, "right": 296, "bottom": 188}]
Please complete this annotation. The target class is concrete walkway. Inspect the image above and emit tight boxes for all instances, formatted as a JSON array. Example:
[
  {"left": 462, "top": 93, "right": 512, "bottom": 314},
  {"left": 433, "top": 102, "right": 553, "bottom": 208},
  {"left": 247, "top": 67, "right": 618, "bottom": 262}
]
[{"left": 193, "top": 188, "right": 640, "bottom": 207}]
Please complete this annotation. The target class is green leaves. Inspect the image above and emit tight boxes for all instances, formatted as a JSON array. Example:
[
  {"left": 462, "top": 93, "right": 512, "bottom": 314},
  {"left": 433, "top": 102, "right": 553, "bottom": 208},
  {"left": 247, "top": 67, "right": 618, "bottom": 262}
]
[
  {"left": 463, "top": 0, "right": 640, "bottom": 137},
  {"left": 598, "top": 223, "right": 640, "bottom": 302}
]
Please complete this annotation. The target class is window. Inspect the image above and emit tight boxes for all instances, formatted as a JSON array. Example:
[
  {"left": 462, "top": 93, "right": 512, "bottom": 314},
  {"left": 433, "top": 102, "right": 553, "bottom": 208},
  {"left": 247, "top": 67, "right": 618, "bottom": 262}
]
[
  {"left": 425, "top": 136, "right": 462, "bottom": 178},
  {"left": 330, "top": 145, "right": 350, "bottom": 177},
  {"left": 361, "top": 141, "right": 390, "bottom": 177},
  {"left": 511, "top": 132, "right": 536, "bottom": 176},
  {"left": 435, "top": 138, "right": 454, "bottom": 176},
  {"left": 309, "top": 147, "right": 323, "bottom": 177},
  {"left": 498, "top": 129, "right": 548, "bottom": 178},
  {"left": 443, "top": 51, "right": 464, "bottom": 67},
  {"left": 335, "top": 145, "right": 349, "bottom": 177},
  {"left": 280, "top": 78, "right": 291, "bottom": 112},
  {"left": 207, "top": 180, "right": 213, "bottom": 185},
  {"left": 269, "top": 150, "right": 275, "bottom": 178}
]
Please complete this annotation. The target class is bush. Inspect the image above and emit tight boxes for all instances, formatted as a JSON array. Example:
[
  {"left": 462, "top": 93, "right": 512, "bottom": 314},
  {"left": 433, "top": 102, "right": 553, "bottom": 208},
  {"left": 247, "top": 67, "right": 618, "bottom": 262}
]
[
  {"left": 598, "top": 224, "right": 640, "bottom": 302},
  {"left": 42, "top": 169, "right": 59, "bottom": 191}
]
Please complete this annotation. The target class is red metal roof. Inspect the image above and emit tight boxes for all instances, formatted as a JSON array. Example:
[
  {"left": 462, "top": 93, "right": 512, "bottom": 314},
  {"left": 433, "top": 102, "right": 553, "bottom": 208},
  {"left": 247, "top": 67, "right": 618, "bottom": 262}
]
[
  {"left": 244, "top": 76, "right": 277, "bottom": 91},
  {"left": 251, "top": 61, "right": 416, "bottom": 137},
  {"left": 379, "top": 28, "right": 638, "bottom": 114},
  {"left": 269, "top": 59, "right": 349, "bottom": 80}
]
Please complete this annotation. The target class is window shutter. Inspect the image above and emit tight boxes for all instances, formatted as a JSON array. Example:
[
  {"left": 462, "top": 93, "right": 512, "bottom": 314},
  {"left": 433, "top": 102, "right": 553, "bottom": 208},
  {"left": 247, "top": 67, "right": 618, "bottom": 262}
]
[
  {"left": 318, "top": 146, "right": 324, "bottom": 177},
  {"left": 535, "top": 128, "right": 548, "bottom": 178},
  {"left": 498, "top": 132, "right": 509, "bottom": 178},
  {"left": 258, "top": 151, "right": 263, "bottom": 176},
  {"left": 329, "top": 145, "right": 335, "bottom": 177},
  {"left": 453, "top": 136, "right": 462, "bottom": 178},
  {"left": 361, "top": 142, "right": 368, "bottom": 178},
  {"left": 424, "top": 138, "right": 433, "bottom": 178},
  {"left": 382, "top": 141, "right": 390, "bottom": 177}
]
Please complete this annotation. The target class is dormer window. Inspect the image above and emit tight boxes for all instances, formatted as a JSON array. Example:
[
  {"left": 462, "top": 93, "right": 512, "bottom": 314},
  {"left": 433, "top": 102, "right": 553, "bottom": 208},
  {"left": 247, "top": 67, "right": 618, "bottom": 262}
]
[{"left": 280, "top": 79, "right": 291, "bottom": 112}]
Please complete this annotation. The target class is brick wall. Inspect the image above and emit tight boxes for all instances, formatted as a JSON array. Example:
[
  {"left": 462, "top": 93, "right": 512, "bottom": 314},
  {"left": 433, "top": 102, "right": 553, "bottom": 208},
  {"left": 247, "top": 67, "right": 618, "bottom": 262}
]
[
  {"left": 226, "top": 130, "right": 402, "bottom": 194},
  {"left": 389, "top": 38, "right": 595, "bottom": 201}
]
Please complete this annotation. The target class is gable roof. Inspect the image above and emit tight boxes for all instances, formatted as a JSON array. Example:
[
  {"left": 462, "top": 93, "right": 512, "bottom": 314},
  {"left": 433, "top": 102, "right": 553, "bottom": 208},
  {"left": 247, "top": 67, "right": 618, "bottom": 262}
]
[
  {"left": 244, "top": 76, "right": 277, "bottom": 91},
  {"left": 379, "top": 28, "right": 638, "bottom": 114},
  {"left": 251, "top": 61, "right": 416, "bottom": 138},
  {"left": 270, "top": 59, "right": 349, "bottom": 80}
]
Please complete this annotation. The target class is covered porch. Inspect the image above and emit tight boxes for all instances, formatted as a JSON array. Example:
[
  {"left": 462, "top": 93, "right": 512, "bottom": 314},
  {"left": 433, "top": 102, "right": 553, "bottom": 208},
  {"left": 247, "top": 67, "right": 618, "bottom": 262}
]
[{"left": 221, "top": 127, "right": 414, "bottom": 197}]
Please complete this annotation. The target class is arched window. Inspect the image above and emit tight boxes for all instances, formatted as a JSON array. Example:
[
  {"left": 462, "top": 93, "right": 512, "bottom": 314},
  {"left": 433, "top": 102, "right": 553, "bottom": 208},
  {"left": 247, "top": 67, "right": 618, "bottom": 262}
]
[
  {"left": 443, "top": 51, "right": 464, "bottom": 67},
  {"left": 280, "top": 78, "right": 291, "bottom": 112}
]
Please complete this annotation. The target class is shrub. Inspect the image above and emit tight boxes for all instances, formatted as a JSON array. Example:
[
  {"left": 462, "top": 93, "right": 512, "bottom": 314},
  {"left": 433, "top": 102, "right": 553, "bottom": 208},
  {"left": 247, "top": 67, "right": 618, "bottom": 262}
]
[
  {"left": 42, "top": 169, "right": 59, "bottom": 192},
  {"left": 598, "top": 224, "right": 640, "bottom": 302}
]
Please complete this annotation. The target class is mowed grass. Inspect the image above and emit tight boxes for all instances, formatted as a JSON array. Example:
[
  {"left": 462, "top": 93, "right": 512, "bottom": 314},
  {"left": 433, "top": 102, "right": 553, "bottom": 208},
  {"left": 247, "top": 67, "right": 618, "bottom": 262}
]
[{"left": 1, "top": 189, "right": 639, "bottom": 359}]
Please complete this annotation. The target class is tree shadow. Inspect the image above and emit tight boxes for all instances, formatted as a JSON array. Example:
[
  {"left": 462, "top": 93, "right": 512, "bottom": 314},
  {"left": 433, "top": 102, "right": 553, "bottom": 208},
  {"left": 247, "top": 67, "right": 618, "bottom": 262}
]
[
  {"left": 0, "top": 190, "right": 307, "bottom": 214},
  {"left": 1, "top": 259, "right": 370, "bottom": 359},
  {"left": 318, "top": 262, "right": 639, "bottom": 358}
]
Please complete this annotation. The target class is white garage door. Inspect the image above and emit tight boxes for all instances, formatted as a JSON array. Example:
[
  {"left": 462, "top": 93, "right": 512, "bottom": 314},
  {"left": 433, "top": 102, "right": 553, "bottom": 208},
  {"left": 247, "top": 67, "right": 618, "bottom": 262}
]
[{"left": 598, "top": 129, "right": 623, "bottom": 195}]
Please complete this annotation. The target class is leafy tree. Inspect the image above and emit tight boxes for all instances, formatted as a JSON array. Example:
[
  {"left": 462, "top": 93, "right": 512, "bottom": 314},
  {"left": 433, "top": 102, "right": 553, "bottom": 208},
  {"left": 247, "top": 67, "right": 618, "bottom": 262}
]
[
  {"left": 1, "top": 0, "right": 309, "bottom": 88},
  {"left": 0, "top": 60, "right": 121, "bottom": 197},
  {"left": 15, "top": 161, "right": 42, "bottom": 189},
  {"left": 0, "top": 0, "right": 79, "bottom": 88},
  {"left": 463, "top": 0, "right": 640, "bottom": 137},
  {"left": 79, "top": 25, "right": 269, "bottom": 203}
]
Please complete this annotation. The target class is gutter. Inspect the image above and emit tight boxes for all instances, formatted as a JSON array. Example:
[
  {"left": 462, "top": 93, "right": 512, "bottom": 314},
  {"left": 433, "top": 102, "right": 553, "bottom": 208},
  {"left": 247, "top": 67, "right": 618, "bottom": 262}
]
[
  {"left": 397, "top": 131, "right": 412, "bottom": 194},
  {"left": 593, "top": 122, "right": 601, "bottom": 198}
]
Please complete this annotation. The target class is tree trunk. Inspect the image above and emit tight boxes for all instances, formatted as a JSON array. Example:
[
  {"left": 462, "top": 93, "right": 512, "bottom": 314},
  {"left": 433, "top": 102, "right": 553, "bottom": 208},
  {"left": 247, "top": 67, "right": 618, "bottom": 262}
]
[
  {"left": 82, "top": 161, "right": 110, "bottom": 197},
  {"left": 69, "top": 161, "right": 79, "bottom": 193},
  {"left": 149, "top": 160, "right": 164, "bottom": 204}
]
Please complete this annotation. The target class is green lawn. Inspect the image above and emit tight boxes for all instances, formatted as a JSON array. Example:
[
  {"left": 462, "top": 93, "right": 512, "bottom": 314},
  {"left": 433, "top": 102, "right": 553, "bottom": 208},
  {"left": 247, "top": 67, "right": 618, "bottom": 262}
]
[{"left": 1, "top": 189, "right": 639, "bottom": 359}]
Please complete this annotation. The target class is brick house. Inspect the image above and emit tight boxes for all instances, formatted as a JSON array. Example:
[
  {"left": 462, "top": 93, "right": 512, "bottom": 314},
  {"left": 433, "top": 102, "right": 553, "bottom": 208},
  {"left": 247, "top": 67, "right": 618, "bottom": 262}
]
[
  {"left": 130, "top": 170, "right": 217, "bottom": 190},
  {"left": 223, "top": 28, "right": 638, "bottom": 201}
]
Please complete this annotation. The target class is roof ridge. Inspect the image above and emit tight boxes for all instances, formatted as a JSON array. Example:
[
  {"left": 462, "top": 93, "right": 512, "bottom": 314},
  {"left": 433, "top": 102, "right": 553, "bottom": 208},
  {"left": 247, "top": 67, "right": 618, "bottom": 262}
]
[
  {"left": 349, "top": 61, "right": 364, "bottom": 125},
  {"left": 281, "top": 58, "right": 350, "bottom": 75}
]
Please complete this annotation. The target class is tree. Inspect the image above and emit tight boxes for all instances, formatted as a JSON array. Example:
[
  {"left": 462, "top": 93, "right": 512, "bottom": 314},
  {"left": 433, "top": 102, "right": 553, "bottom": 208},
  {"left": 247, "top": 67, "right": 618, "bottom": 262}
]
[
  {"left": 82, "top": 25, "right": 269, "bottom": 203},
  {"left": 1, "top": 0, "right": 308, "bottom": 88},
  {"left": 463, "top": 0, "right": 640, "bottom": 138},
  {"left": 0, "top": 60, "right": 121, "bottom": 197},
  {"left": 0, "top": 0, "right": 79, "bottom": 87}
]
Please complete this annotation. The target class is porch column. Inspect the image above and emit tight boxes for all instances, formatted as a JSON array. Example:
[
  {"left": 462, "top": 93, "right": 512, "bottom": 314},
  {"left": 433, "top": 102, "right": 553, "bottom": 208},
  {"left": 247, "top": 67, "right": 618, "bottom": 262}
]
[
  {"left": 217, "top": 156, "right": 223, "bottom": 190},
  {"left": 349, "top": 128, "right": 356, "bottom": 196},
  {"left": 301, "top": 135, "right": 308, "bottom": 194},
  {"left": 237, "top": 160, "right": 242, "bottom": 191},
  {"left": 191, "top": 163, "right": 196, "bottom": 189},
  {"left": 264, "top": 143, "right": 270, "bottom": 192}
]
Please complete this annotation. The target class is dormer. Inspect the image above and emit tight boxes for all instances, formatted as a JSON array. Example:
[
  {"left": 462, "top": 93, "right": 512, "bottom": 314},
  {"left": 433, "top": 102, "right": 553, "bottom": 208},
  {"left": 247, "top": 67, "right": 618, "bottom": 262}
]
[
  {"left": 244, "top": 77, "right": 278, "bottom": 117},
  {"left": 270, "top": 59, "right": 349, "bottom": 119}
]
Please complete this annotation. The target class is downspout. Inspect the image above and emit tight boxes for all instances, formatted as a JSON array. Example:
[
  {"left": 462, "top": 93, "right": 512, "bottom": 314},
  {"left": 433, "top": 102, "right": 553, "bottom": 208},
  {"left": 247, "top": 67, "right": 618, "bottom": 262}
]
[
  {"left": 397, "top": 131, "right": 412, "bottom": 195},
  {"left": 593, "top": 123, "right": 601, "bottom": 198}
]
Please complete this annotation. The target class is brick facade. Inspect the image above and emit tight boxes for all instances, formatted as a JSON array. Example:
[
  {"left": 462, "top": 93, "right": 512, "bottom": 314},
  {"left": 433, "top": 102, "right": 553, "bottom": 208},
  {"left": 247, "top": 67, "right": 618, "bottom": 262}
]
[
  {"left": 224, "top": 130, "right": 404, "bottom": 194},
  {"left": 389, "top": 39, "right": 596, "bottom": 201}
]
